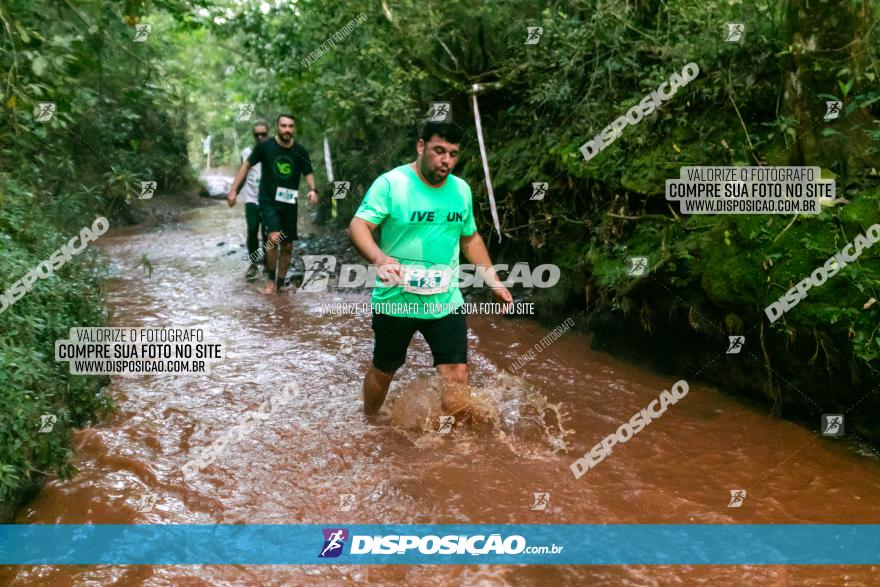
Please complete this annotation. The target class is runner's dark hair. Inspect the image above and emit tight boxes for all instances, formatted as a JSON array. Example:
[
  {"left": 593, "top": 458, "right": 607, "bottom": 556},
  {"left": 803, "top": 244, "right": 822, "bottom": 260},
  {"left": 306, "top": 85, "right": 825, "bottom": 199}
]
[
  {"left": 276, "top": 113, "right": 296, "bottom": 124},
  {"left": 419, "top": 120, "right": 463, "bottom": 144}
]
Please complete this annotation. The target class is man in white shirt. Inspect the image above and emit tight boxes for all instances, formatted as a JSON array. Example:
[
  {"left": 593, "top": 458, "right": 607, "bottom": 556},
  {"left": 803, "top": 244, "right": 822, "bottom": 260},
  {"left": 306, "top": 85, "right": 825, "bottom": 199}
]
[{"left": 239, "top": 122, "right": 269, "bottom": 279}]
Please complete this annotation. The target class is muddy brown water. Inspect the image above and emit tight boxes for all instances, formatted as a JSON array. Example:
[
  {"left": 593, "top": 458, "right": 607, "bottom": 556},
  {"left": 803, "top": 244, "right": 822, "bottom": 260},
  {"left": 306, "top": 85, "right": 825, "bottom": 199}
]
[{"left": 3, "top": 193, "right": 880, "bottom": 585}]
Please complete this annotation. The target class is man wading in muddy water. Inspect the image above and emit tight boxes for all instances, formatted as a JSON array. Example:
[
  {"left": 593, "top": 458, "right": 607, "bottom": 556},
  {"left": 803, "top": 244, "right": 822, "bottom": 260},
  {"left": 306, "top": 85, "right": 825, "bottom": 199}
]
[
  {"left": 348, "top": 120, "right": 512, "bottom": 418},
  {"left": 238, "top": 121, "right": 269, "bottom": 280},
  {"left": 227, "top": 114, "right": 318, "bottom": 293}
]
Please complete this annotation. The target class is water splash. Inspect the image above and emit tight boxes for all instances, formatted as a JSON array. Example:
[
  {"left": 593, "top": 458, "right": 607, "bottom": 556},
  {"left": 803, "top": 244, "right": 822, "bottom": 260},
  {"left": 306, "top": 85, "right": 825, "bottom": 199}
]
[{"left": 388, "top": 370, "right": 572, "bottom": 458}]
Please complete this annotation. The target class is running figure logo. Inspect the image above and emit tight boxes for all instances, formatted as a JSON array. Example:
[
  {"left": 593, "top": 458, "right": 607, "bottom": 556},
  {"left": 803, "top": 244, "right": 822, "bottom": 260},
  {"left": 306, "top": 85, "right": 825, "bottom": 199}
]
[
  {"left": 236, "top": 103, "right": 255, "bottom": 122},
  {"left": 38, "top": 414, "right": 57, "bottom": 433},
  {"left": 133, "top": 24, "right": 152, "bottom": 42},
  {"left": 139, "top": 181, "right": 157, "bottom": 200},
  {"left": 339, "top": 336, "right": 356, "bottom": 356},
  {"left": 332, "top": 181, "right": 350, "bottom": 200},
  {"left": 727, "top": 336, "right": 744, "bottom": 354},
  {"left": 319, "top": 528, "right": 349, "bottom": 558},
  {"left": 300, "top": 255, "right": 337, "bottom": 292},
  {"left": 626, "top": 257, "right": 648, "bottom": 276},
  {"left": 339, "top": 494, "right": 355, "bottom": 512},
  {"left": 438, "top": 415, "right": 455, "bottom": 434},
  {"left": 531, "top": 492, "right": 550, "bottom": 511},
  {"left": 727, "top": 489, "right": 746, "bottom": 508},
  {"left": 821, "top": 414, "right": 844, "bottom": 437},
  {"left": 824, "top": 101, "right": 842, "bottom": 121},
  {"left": 135, "top": 493, "right": 157, "bottom": 513},
  {"left": 724, "top": 23, "right": 744, "bottom": 42},
  {"left": 525, "top": 27, "right": 544, "bottom": 45},
  {"left": 429, "top": 102, "right": 451, "bottom": 122},
  {"left": 35, "top": 102, "right": 56, "bottom": 122},
  {"left": 530, "top": 182, "right": 548, "bottom": 201}
]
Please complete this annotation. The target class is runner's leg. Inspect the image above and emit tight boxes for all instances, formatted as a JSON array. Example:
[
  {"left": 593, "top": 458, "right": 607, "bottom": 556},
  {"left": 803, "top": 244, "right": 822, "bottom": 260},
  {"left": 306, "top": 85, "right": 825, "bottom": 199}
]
[
  {"left": 365, "top": 313, "right": 417, "bottom": 415},
  {"left": 278, "top": 242, "right": 293, "bottom": 289},
  {"left": 263, "top": 232, "right": 283, "bottom": 293},
  {"left": 245, "top": 203, "right": 261, "bottom": 279},
  {"left": 261, "top": 219, "right": 269, "bottom": 271},
  {"left": 273, "top": 240, "right": 281, "bottom": 291},
  {"left": 245, "top": 203, "right": 260, "bottom": 259},
  {"left": 420, "top": 311, "right": 470, "bottom": 415},
  {"left": 259, "top": 201, "right": 283, "bottom": 293},
  {"left": 364, "top": 366, "right": 395, "bottom": 415},
  {"left": 275, "top": 202, "right": 298, "bottom": 290},
  {"left": 436, "top": 364, "right": 469, "bottom": 415}
]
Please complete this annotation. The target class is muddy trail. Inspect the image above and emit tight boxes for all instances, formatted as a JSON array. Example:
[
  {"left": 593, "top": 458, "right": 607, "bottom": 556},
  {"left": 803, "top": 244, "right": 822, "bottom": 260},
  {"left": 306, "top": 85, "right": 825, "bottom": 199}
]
[{"left": 3, "top": 183, "right": 880, "bottom": 585}]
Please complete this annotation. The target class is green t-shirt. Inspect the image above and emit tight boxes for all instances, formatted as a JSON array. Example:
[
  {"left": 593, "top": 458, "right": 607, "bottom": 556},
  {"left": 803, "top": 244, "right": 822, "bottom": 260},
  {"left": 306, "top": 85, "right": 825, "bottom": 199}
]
[{"left": 355, "top": 164, "right": 477, "bottom": 319}]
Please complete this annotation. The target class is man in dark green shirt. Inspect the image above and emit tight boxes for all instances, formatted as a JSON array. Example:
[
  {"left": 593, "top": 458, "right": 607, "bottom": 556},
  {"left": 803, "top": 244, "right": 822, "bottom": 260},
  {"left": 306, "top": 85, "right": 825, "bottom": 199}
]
[{"left": 228, "top": 113, "right": 318, "bottom": 293}]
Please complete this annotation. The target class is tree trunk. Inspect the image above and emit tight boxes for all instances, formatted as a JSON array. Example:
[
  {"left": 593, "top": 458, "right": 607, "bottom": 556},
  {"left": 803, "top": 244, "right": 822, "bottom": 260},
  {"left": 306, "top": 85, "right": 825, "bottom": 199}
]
[{"left": 783, "top": 0, "right": 875, "bottom": 177}]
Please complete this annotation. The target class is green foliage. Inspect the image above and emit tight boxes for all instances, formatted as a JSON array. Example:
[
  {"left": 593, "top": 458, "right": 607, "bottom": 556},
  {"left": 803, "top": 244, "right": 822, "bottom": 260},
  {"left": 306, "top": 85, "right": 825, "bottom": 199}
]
[
  {"left": 0, "top": 175, "right": 113, "bottom": 503},
  {"left": 193, "top": 0, "right": 880, "bottom": 372},
  {"left": 0, "top": 0, "right": 191, "bottom": 507}
]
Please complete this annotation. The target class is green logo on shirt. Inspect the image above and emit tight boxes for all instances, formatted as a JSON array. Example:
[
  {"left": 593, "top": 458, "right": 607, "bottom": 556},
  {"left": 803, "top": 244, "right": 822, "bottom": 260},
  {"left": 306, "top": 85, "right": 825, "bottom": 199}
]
[{"left": 275, "top": 158, "right": 293, "bottom": 177}]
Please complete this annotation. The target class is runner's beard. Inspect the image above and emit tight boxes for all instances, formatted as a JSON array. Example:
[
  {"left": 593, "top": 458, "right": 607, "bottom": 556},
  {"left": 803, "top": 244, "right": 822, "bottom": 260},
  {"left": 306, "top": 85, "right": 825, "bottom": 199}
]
[
  {"left": 279, "top": 132, "right": 293, "bottom": 143},
  {"left": 421, "top": 160, "right": 449, "bottom": 185}
]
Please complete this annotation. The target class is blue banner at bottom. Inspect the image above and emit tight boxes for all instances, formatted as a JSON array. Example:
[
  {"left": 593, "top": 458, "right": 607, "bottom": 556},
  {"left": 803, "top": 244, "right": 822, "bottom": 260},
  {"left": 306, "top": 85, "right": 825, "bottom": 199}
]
[{"left": 0, "top": 524, "right": 878, "bottom": 565}]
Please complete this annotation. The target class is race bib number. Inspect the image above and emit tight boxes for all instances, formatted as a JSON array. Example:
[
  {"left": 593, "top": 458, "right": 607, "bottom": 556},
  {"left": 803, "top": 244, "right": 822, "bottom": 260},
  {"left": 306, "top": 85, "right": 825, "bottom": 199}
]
[
  {"left": 275, "top": 187, "right": 298, "bottom": 204},
  {"left": 402, "top": 266, "right": 451, "bottom": 295}
]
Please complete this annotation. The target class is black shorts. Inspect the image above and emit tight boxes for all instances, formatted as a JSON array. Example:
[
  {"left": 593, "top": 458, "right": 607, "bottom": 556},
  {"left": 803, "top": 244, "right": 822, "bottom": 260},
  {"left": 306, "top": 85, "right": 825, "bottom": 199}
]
[
  {"left": 371, "top": 311, "right": 468, "bottom": 373},
  {"left": 259, "top": 199, "right": 297, "bottom": 243}
]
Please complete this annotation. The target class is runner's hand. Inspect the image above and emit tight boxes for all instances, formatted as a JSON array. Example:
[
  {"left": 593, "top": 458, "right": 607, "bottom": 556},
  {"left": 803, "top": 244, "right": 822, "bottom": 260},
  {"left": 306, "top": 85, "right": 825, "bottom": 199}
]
[
  {"left": 226, "top": 192, "right": 237, "bottom": 208},
  {"left": 491, "top": 286, "right": 514, "bottom": 313},
  {"left": 375, "top": 255, "right": 402, "bottom": 286},
  {"left": 309, "top": 192, "right": 318, "bottom": 206}
]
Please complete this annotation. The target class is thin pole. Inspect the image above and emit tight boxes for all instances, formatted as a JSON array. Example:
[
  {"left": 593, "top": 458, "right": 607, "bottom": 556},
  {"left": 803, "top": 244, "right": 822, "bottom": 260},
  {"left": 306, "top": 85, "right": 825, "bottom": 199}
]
[
  {"left": 324, "top": 135, "right": 336, "bottom": 219},
  {"left": 323, "top": 135, "right": 335, "bottom": 183},
  {"left": 471, "top": 87, "right": 502, "bottom": 240}
]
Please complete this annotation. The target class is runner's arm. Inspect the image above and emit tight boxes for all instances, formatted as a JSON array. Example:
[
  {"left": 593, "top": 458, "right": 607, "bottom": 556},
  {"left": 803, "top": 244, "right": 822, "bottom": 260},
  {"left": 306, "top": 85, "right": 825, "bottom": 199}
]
[
  {"left": 461, "top": 232, "right": 513, "bottom": 304},
  {"left": 348, "top": 217, "right": 386, "bottom": 264},
  {"left": 227, "top": 160, "right": 252, "bottom": 207},
  {"left": 348, "top": 217, "right": 400, "bottom": 283},
  {"left": 236, "top": 148, "right": 250, "bottom": 195},
  {"left": 304, "top": 172, "right": 318, "bottom": 205}
]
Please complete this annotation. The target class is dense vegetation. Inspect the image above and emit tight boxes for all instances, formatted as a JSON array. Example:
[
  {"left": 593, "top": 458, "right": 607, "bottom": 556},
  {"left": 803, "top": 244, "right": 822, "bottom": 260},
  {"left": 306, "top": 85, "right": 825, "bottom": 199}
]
[
  {"left": 206, "top": 0, "right": 880, "bottom": 436},
  {"left": 0, "top": 0, "right": 192, "bottom": 513},
  {"left": 2, "top": 0, "right": 879, "bottom": 514}
]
